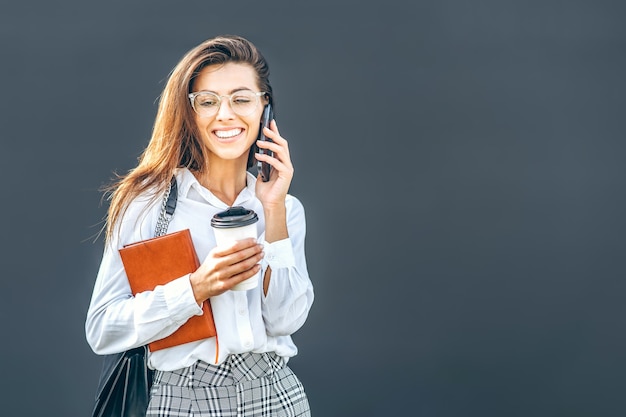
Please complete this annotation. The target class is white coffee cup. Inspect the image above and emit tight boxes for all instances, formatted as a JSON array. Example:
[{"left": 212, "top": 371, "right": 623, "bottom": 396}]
[{"left": 211, "top": 206, "right": 260, "bottom": 291}]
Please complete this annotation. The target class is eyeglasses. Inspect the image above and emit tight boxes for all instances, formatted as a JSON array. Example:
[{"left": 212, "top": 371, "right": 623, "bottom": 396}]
[{"left": 188, "top": 90, "right": 267, "bottom": 117}]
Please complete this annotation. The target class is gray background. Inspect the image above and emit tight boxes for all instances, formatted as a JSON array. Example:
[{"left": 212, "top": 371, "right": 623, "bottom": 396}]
[{"left": 1, "top": 1, "right": 625, "bottom": 416}]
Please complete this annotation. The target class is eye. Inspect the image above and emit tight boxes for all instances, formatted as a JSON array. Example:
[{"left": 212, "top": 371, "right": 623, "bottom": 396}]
[
  {"left": 196, "top": 94, "right": 219, "bottom": 107},
  {"left": 232, "top": 95, "right": 252, "bottom": 104}
]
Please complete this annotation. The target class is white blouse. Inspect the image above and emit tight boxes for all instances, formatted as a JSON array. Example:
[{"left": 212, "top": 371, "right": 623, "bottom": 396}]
[{"left": 85, "top": 168, "right": 314, "bottom": 371}]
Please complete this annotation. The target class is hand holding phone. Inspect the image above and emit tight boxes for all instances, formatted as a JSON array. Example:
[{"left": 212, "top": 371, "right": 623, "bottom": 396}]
[{"left": 257, "top": 104, "right": 274, "bottom": 182}]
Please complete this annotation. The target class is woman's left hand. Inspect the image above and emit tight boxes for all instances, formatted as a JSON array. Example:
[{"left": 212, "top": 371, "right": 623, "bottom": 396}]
[{"left": 255, "top": 119, "right": 294, "bottom": 209}]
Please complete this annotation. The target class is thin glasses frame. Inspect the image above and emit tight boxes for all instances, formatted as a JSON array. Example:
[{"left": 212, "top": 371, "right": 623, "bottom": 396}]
[{"left": 188, "top": 90, "right": 267, "bottom": 117}]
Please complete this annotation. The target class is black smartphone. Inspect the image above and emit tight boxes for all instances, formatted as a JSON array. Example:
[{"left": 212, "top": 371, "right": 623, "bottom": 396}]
[{"left": 257, "top": 103, "right": 274, "bottom": 182}]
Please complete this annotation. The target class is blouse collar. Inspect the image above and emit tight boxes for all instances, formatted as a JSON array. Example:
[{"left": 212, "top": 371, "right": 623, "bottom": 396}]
[{"left": 175, "top": 167, "right": 257, "bottom": 209}]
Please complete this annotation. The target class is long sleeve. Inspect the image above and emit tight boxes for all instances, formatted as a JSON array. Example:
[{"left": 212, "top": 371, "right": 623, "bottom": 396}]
[
  {"left": 260, "top": 196, "right": 314, "bottom": 336},
  {"left": 85, "top": 196, "right": 203, "bottom": 355},
  {"left": 85, "top": 168, "right": 314, "bottom": 370}
]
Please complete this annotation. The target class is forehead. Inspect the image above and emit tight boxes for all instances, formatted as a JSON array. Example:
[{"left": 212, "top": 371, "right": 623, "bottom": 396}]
[{"left": 192, "top": 62, "right": 259, "bottom": 92}]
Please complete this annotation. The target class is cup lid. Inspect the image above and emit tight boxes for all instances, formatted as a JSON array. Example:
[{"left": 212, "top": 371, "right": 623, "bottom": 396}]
[{"left": 211, "top": 206, "right": 258, "bottom": 229}]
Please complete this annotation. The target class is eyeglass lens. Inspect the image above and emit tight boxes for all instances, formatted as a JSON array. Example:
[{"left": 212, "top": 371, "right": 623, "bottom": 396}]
[{"left": 192, "top": 91, "right": 259, "bottom": 116}]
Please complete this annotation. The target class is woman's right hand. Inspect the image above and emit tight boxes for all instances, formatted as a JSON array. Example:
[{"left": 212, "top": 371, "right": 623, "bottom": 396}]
[{"left": 189, "top": 238, "right": 264, "bottom": 303}]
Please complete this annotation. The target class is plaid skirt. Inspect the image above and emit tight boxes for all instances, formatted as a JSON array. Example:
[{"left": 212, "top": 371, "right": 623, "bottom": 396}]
[{"left": 147, "top": 352, "right": 311, "bottom": 417}]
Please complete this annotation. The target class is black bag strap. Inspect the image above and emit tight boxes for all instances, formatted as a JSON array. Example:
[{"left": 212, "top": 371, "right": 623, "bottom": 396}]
[{"left": 165, "top": 176, "right": 178, "bottom": 217}]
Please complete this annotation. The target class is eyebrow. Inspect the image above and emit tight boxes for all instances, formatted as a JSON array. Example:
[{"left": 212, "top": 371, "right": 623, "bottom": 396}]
[{"left": 197, "top": 87, "right": 254, "bottom": 95}]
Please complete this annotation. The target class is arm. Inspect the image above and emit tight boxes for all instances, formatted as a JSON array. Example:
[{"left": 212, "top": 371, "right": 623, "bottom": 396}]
[
  {"left": 261, "top": 196, "right": 288, "bottom": 294},
  {"left": 260, "top": 196, "right": 314, "bottom": 336},
  {"left": 255, "top": 120, "right": 314, "bottom": 336},
  {"left": 84, "top": 199, "right": 203, "bottom": 355}
]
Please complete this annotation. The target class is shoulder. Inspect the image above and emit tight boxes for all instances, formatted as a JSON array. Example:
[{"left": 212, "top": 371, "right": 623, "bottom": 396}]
[
  {"left": 111, "top": 188, "right": 163, "bottom": 247},
  {"left": 122, "top": 188, "right": 162, "bottom": 223}
]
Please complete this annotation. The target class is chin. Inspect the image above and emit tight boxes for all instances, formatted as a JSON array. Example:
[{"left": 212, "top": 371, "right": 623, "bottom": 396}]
[{"left": 212, "top": 146, "right": 254, "bottom": 162}]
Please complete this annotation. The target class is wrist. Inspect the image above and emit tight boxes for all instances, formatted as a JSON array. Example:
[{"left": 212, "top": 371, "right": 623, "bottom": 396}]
[
  {"left": 263, "top": 204, "right": 288, "bottom": 243},
  {"left": 188, "top": 271, "right": 206, "bottom": 305},
  {"left": 262, "top": 200, "right": 286, "bottom": 214}
]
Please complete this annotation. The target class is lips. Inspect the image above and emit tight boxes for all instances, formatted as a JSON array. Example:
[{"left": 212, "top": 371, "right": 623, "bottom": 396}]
[{"left": 213, "top": 128, "right": 243, "bottom": 139}]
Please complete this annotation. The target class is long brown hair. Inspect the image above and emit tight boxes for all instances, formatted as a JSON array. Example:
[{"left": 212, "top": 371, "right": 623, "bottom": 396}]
[{"left": 102, "top": 35, "right": 273, "bottom": 243}]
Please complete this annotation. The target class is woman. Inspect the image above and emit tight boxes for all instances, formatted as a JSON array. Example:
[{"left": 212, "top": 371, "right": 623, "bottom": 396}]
[{"left": 85, "top": 35, "right": 313, "bottom": 416}]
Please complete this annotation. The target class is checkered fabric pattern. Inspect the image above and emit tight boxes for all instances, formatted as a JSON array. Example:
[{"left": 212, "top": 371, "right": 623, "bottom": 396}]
[{"left": 147, "top": 352, "right": 311, "bottom": 416}]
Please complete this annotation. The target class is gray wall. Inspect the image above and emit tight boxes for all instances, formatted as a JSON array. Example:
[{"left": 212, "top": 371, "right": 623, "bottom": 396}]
[{"left": 1, "top": 1, "right": 625, "bottom": 416}]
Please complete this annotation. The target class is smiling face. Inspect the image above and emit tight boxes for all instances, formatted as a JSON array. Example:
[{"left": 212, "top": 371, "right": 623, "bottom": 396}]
[{"left": 191, "top": 62, "right": 267, "bottom": 166}]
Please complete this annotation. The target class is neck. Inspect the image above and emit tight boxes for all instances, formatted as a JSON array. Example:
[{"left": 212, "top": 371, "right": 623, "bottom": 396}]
[{"left": 194, "top": 156, "right": 249, "bottom": 206}]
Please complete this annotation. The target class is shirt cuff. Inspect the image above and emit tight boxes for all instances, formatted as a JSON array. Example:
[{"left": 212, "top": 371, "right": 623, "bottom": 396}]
[
  {"left": 262, "top": 238, "right": 296, "bottom": 269},
  {"left": 163, "top": 274, "right": 203, "bottom": 325}
]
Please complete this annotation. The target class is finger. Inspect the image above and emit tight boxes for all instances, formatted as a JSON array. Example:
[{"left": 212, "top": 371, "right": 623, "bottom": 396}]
[
  {"left": 256, "top": 146, "right": 290, "bottom": 172},
  {"left": 215, "top": 237, "right": 258, "bottom": 255},
  {"left": 227, "top": 264, "right": 262, "bottom": 287},
  {"left": 212, "top": 238, "right": 260, "bottom": 257},
  {"left": 261, "top": 126, "right": 287, "bottom": 146},
  {"left": 270, "top": 119, "right": 280, "bottom": 135},
  {"left": 255, "top": 151, "right": 291, "bottom": 176},
  {"left": 256, "top": 133, "right": 291, "bottom": 163},
  {"left": 225, "top": 243, "right": 264, "bottom": 266},
  {"left": 220, "top": 250, "right": 264, "bottom": 280},
  {"left": 256, "top": 138, "right": 289, "bottom": 157}
]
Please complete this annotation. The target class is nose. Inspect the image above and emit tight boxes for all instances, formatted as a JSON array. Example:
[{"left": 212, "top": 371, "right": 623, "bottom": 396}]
[{"left": 215, "top": 96, "right": 236, "bottom": 120}]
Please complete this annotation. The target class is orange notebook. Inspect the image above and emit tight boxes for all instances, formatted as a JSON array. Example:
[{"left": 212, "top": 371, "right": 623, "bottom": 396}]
[{"left": 119, "top": 229, "right": 217, "bottom": 352}]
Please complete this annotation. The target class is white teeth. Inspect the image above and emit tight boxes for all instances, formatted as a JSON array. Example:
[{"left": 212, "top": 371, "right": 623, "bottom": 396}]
[{"left": 214, "top": 128, "right": 242, "bottom": 138}]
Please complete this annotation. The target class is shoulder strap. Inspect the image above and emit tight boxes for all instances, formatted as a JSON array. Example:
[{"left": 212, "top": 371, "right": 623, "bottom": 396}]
[{"left": 154, "top": 176, "right": 178, "bottom": 237}]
